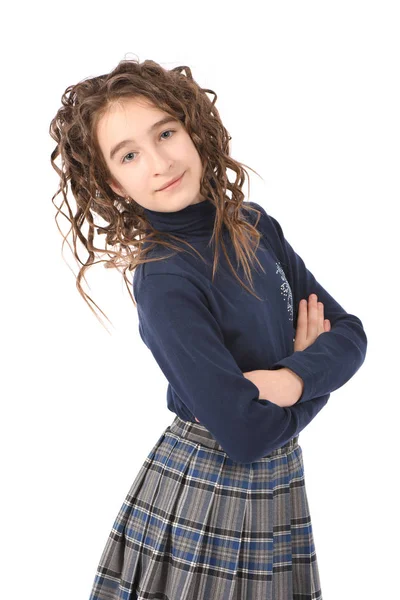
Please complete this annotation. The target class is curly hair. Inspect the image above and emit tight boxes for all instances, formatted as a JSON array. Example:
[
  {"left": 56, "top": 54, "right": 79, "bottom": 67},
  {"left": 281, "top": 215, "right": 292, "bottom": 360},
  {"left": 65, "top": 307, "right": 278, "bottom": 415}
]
[{"left": 49, "top": 56, "right": 266, "bottom": 331}]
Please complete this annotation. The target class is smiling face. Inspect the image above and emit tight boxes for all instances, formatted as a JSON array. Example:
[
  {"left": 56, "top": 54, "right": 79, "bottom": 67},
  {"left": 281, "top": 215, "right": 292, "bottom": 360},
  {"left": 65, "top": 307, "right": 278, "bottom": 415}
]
[{"left": 96, "top": 96, "right": 207, "bottom": 212}]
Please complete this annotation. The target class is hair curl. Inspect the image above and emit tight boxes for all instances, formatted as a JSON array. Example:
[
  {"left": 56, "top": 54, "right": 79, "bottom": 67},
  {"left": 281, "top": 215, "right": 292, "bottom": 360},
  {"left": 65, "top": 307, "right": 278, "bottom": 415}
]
[{"left": 49, "top": 56, "right": 266, "bottom": 332}]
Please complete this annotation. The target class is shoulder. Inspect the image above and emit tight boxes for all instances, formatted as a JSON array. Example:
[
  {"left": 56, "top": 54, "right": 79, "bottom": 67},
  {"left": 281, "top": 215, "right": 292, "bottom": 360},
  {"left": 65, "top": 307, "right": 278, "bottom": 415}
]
[
  {"left": 134, "top": 261, "right": 210, "bottom": 307},
  {"left": 242, "top": 200, "right": 267, "bottom": 219},
  {"left": 242, "top": 201, "right": 283, "bottom": 243}
]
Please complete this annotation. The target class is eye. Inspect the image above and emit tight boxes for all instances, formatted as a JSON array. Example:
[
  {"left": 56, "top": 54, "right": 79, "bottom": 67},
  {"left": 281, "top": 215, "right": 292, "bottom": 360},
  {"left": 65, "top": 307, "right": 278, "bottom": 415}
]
[
  {"left": 121, "top": 151, "right": 136, "bottom": 164},
  {"left": 121, "top": 129, "right": 176, "bottom": 164},
  {"left": 160, "top": 129, "right": 175, "bottom": 140}
]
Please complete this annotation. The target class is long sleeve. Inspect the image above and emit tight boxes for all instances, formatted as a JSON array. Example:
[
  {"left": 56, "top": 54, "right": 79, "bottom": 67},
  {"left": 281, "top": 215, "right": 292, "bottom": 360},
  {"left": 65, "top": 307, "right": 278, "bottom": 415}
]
[
  {"left": 136, "top": 271, "right": 328, "bottom": 464},
  {"left": 248, "top": 202, "right": 368, "bottom": 404}
]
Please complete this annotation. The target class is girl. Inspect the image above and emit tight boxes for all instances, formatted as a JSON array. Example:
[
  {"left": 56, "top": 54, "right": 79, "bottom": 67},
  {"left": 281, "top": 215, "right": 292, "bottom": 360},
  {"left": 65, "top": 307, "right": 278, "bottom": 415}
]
[{"left": 49, "top": 57, "right": 367, "bottom": 600}]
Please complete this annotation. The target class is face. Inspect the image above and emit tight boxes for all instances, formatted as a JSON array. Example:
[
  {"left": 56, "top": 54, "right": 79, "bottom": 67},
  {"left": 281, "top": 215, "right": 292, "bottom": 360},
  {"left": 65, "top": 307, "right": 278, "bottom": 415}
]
[{"left": 96, "top": 96, "right": 207, "bottom": 212}]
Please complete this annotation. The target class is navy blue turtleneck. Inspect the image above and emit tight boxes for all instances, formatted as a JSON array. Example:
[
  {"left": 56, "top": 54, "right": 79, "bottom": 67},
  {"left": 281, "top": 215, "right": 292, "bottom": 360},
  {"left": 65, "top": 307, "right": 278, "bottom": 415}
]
[{"left": 133, "top": 195, "right": 367, "bottom": 464}]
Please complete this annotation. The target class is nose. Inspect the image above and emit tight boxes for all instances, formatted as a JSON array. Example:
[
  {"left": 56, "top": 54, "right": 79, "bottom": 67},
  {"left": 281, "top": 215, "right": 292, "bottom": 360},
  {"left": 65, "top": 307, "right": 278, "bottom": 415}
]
[{"left": 147, "top": 146, "right": 173, "bottom": 173}]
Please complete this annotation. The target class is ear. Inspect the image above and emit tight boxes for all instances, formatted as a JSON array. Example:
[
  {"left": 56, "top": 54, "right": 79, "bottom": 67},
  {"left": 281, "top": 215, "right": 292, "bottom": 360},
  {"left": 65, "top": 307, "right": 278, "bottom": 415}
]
[{"left": 108, "top": 180, "right": 126, "bottom": 198}]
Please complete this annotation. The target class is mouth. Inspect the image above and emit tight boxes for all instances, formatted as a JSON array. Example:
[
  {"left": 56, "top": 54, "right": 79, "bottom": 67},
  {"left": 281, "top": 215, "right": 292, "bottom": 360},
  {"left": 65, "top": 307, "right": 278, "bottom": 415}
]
[{"left": 157, "top": 171, "right": 185, "bottom": 192}]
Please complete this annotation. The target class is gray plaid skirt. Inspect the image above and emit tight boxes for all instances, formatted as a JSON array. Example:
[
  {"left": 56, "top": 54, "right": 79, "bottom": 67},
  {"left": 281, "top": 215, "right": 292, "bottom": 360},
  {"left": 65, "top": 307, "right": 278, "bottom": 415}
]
[{"left": 88, "top": 415, "right": 323, "bottom": 600}]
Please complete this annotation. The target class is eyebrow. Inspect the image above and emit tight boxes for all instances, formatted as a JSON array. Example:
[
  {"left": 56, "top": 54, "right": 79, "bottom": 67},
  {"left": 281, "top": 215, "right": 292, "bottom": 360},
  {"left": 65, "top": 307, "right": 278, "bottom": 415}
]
[{"left": 109, "top": 116, "right": 179, "bottom": 161}]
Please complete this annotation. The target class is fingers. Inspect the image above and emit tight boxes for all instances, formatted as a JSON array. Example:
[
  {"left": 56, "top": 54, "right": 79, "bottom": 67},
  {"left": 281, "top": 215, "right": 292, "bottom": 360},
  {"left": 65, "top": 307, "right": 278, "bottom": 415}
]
[
  {"left": 294, "top": 294, "right": 331, "bottom": 352},
  {"left": 303, "top": 294, "right": 329, "bottom": 336},
  {"left": 296, "top": 298, "right": 308, "bottom": 336},
  {"left": 307, "top": 294, "right": 319, "bottom": 339},
  {"left": 317, "top": 301, "right": 325, "bottom": 334},
  {"left": 310, "top": 294, "right": 330, "bottom": 334}
]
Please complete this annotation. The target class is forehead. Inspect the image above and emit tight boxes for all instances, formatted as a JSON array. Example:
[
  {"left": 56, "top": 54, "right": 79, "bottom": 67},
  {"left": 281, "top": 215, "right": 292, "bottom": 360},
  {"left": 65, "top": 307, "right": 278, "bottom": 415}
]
[
  {"left": 109, "top": 95, "right": 159, "bottom": 116},
  {"left": 99, "top": 97, "right": 165, "bottom": 133}
]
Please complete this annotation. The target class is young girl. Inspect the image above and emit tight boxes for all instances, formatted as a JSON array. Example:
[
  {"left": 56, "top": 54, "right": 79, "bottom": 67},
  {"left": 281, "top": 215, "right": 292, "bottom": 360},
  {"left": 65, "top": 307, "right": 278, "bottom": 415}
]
[{"left": 49, "top": 57, "right": 367, "bottom": 600}]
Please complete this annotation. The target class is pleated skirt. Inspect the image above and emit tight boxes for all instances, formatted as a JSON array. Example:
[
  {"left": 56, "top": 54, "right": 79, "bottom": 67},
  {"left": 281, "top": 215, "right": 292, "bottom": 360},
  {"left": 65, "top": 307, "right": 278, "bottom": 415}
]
[{"left": 88, "top": 415, "right": 323, "bottom": 600}]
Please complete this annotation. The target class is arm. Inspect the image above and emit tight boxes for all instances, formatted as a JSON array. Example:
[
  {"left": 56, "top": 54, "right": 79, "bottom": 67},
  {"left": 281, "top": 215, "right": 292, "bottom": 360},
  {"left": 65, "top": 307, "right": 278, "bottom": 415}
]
[
  {"left": 136, "top": 272, "right": 328, "bottom": 464},
  {"left": 246, "top": 202, "right": 368, "bottom": 404}
]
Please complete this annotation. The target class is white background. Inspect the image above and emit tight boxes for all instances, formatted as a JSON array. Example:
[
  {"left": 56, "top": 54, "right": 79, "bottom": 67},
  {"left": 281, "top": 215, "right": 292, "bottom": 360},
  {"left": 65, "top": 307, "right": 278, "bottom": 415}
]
[{"left": 2, "top": 1, "right": 398, "bottom": 598}]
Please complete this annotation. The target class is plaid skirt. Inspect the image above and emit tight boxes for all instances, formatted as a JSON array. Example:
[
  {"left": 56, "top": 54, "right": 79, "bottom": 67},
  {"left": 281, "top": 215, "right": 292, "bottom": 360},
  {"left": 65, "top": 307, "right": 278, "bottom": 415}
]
[{"left": 88, "top": 415, "right": 323, "bottom": 600}]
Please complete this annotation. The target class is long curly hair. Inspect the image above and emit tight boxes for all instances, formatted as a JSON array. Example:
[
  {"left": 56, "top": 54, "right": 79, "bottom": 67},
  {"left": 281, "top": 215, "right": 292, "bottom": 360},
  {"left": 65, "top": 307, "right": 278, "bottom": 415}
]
[{"left": 49, "top": 56, "right": 266, "bottom": 332}]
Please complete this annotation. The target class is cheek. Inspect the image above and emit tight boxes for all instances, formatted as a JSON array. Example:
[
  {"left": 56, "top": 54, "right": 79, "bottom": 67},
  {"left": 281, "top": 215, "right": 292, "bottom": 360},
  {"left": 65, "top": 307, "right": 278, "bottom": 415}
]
[
  {"left": 186, "top": 143, "right": 203, "bottom": 170},
  {"left": 182, "top": 135, "right": 199, "bottom": 157}
]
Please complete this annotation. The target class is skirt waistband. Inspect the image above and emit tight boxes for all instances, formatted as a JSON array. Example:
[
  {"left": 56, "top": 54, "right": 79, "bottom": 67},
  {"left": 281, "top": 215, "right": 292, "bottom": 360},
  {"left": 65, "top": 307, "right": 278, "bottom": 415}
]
[{"left": 167, "top": 415, "right": 299, "bottom": 459}]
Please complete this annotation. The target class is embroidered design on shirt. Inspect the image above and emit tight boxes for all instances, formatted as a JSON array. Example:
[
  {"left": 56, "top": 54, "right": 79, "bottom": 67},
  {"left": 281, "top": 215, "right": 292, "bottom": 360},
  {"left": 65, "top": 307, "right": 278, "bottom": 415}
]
[{"left": 275, "top": 262, "right": 293, "bottom": 322}]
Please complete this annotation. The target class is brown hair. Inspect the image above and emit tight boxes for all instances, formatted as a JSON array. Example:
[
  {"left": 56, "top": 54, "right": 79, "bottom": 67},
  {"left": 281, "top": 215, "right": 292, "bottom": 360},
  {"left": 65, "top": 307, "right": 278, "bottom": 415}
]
[{"left": 49, "top": 56, "right": 266, "bottom": 331}]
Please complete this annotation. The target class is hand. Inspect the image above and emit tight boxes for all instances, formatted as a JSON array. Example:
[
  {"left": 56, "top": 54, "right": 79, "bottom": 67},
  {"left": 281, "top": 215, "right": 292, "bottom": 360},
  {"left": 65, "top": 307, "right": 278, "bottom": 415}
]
[
  {"left": 294, "top": 294, "right": 331, "bottom": 352},
  {"left": 242, "top": 368, "right": 299, "bottom": 408}
]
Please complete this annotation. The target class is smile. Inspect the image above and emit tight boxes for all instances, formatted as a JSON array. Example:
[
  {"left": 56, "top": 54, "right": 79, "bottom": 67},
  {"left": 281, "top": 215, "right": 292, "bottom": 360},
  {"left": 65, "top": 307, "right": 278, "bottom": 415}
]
[{"left": 157, "top": 171, "right": 185, "bottom": 192}]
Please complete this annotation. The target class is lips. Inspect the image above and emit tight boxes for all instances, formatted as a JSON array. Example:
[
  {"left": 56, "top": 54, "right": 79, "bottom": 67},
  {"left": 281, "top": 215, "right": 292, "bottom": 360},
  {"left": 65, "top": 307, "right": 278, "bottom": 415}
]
[{"left": 157, "top": 172, "right": 184, "bottom": 191}]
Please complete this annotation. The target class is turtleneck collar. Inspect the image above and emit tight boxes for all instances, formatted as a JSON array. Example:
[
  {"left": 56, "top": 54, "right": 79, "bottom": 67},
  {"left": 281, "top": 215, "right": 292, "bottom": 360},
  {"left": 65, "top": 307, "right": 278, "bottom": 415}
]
[{"left": 142, "top": 195, "right": 219, "bottom": 241}]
